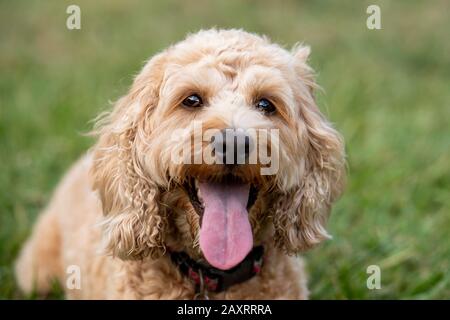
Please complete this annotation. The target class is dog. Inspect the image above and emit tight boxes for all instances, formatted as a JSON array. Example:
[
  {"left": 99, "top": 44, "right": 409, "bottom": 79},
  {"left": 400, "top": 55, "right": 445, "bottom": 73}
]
[{"left": 15, "top": 29, "right": 345, "bottom": 299}]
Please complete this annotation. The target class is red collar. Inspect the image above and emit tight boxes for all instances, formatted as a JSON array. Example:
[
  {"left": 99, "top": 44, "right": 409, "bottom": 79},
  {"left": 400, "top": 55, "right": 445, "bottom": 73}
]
[{"left": 170, "top": 246, "right": 264, "bottom": 296}]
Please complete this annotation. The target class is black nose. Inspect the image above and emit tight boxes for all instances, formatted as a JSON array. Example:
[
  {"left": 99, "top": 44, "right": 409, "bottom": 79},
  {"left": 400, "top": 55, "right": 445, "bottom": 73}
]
[{"left": 212, "top": 128, "right": 253, "bottom": 165}]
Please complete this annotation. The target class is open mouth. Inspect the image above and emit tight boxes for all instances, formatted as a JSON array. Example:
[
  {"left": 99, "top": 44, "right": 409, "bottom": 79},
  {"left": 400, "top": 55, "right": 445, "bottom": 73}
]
[
  {"left": 185, "top": 176, "right": 259, "bottom": 217},
  {"left": 183, "top": 175, "right": 259, "bottom": 270}
]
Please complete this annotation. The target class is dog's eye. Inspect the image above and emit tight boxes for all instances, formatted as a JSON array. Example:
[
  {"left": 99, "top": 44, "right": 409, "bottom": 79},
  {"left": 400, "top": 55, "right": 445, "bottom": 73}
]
[
  {"left": 182, "top": 94, "right": 203, "bottom": 108},
  {"left": 255, "top": 98, "right": 276, "bottom": 114}
]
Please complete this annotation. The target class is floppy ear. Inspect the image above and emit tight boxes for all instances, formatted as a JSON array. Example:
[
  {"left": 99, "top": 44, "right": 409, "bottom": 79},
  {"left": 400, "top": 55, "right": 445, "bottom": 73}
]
[
  {"left": 91, "top": 52, "right": 168, "bottom": 260},
  {"left": 273, "top": 45, "right": 346, "bottom": 253}
]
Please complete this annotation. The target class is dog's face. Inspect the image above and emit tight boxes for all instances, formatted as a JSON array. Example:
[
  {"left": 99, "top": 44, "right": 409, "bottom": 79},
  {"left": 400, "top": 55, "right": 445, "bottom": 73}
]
[{"left": 92, "top": 29, "right": 345, "bottom": 270}]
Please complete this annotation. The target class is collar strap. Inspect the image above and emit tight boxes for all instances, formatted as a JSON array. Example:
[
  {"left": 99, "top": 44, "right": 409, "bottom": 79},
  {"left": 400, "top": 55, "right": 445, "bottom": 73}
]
[{"left": 170, "top": 246, "right": 264, "bottom": 294}]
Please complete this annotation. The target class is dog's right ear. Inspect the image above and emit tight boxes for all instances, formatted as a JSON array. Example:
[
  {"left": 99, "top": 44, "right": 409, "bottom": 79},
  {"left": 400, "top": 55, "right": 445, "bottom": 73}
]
[
  {"left": 272, "top": 45, "right": 346, "bottom": 254},
  {"left": 90, "top": 51, "right": 169, "bottom": 260}
]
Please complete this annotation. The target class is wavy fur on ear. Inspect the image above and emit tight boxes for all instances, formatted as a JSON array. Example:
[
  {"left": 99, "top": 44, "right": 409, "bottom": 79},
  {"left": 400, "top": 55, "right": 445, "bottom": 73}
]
[
  {"left": 91, "top": 52, "right": 168, "bottom": 260},
  {"left": 274, "top": 46, "right": 346, "bottom": 253}
]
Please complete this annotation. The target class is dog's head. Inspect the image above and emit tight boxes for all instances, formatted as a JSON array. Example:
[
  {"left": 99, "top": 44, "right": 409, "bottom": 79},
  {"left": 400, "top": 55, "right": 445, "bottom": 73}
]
[{"left": 92, "top": 29, "right": 345, "bottom": 270}]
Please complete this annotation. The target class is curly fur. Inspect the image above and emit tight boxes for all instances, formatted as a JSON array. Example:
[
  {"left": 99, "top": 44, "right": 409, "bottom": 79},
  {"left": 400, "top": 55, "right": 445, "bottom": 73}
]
[{"left": 15, "top": 29, "right": 345, "bottom": 299}]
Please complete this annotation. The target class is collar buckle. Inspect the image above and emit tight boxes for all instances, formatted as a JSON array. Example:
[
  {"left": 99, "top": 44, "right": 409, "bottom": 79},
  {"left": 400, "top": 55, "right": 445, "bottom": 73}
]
[{"left": 193, "top": 269, "right": 210, "bottom": 300}]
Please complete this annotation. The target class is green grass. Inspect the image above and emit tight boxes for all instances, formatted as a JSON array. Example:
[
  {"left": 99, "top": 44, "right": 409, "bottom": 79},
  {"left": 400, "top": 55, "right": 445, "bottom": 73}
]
[{"left": 1, "top": 0, "right": 449, "bottom": 299}]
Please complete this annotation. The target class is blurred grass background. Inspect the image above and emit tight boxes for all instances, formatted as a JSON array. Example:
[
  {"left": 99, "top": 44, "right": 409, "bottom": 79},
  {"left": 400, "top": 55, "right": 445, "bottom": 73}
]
[{"left": 1, "top": 0, "right": 449, "bottom": 299}]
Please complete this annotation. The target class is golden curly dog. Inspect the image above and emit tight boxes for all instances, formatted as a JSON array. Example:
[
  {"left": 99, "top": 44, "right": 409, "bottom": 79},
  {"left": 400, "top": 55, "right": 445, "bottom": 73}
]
[{"left": 15, "top": 29, "right": 345, "bottom": 299}]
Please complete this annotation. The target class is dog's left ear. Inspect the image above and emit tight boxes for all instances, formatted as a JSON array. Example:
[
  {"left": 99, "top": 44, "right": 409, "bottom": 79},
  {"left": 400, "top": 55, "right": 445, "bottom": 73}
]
[
  {"left": 273, "top": 45, "right": 346, "bottom": 254},
  {"left": 91, "top": 51, "right": 169, "bottom": 260}
]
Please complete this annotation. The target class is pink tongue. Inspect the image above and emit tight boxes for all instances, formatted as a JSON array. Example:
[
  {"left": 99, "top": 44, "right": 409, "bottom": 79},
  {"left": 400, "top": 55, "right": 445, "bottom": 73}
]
[{"left": 198, "top": 181, "right": 253, "bottom": 270}]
